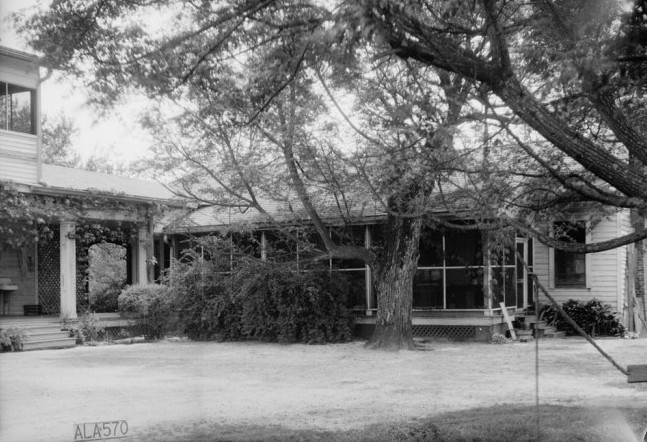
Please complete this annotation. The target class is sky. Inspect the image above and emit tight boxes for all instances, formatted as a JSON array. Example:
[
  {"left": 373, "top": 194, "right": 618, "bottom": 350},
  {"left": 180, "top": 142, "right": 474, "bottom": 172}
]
[{"left": 0, "top": 0, "right": 153, "bottom": 167}]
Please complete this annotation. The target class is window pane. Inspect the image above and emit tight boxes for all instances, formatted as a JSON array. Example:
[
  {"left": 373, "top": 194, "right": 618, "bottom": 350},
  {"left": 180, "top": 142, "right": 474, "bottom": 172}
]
[
  {"left": 445, "top": 268, "right": 484, "bottom": 309},
  {"left": 418, "top": 228, "right": 443, "bottom": 267},
  {"left": 491, "top": 234, "right": 515, "bottom": 266},
  {"left": 527, "top": 238, "right": 534, "bottom": 267},
  {"left": 445, "top": 230, "right": 482, "bottom": 266},
  {"left": 0, "top": 82, "right": 7, "bottom": 131},
  {"left": 554, "top": 221, "right": 586, "bottom": 288},
  {"left": 492, "top": 267, "right": 516, "bottom": 307},
  {"left": 331, "top": 225, "right": 365, "bottom": 269},
  {"left": 368, "top": 224, "right": 385, "bottom": 248},
  {"left": 555, "top": 251, "right": 585, "bottom": 287},
  {"left": 5, "top": 83, "right": 35, "bottom": 134},
  {"left": 413, "top": 269, "right": 443, "bottom": 309},
  {"left": 340, "top": 270, "right": 366, "bottom": 309}
]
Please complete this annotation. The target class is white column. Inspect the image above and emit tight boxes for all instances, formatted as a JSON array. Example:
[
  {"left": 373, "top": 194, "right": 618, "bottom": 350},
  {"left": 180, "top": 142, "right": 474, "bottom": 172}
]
[
  {"left": 365, "top": 226, "right": 372, "bottom": 315},
  {"left": 135, "top": 224, "right": 151, "bottom": 284},
  {"left": 59, "top": 220, "right": 77, "bottom": 319}
]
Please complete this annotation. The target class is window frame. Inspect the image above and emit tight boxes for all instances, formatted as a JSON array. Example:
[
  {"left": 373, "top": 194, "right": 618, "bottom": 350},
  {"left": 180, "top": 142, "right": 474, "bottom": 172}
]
[
  {"left": 549, "top": 220, "right": 591, "bottom": 290},
  {"left": 0, "top": 81, "right": 37, "bottom": 135}
]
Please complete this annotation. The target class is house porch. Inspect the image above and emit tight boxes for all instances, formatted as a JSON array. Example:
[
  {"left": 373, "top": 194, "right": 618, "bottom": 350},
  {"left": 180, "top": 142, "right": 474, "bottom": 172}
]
[{"left": 353, "top": 308, "right": 511, "bottom": 342}]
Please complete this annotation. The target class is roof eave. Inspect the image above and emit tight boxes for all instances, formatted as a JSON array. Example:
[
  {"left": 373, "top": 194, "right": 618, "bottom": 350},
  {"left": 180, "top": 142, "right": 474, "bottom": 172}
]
[{"left": 28, "top": 185, "right": 187, "bottom": 207}]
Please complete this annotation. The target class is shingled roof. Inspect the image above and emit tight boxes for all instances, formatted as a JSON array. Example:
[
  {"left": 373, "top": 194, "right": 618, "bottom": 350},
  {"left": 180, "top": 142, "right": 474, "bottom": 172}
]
[{"left": 36, "top": 164, "right": 180, "bottom": 203}]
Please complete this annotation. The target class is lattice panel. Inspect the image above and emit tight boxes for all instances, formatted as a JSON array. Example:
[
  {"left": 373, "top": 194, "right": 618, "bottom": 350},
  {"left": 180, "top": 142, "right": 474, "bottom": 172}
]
[
  {"left": 76, "top": 251, "right": 89, "bottom": 312},
  {"left": 412, "top": 325, "right": 476, "bottom": 340},
  {"left": 38, "top": 225, "right": 60, "bottom": 314}
]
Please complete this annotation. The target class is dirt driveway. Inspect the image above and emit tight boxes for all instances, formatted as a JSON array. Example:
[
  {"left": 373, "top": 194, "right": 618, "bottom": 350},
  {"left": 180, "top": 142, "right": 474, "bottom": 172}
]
[{"left": 0, "top": 337, "right": 645, "bottom": 441}]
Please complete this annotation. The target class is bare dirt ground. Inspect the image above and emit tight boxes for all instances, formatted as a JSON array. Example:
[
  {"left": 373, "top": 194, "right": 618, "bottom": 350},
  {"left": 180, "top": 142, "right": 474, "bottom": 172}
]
[{"left": 0, "top": 337, "right": 646, "bottom": 441}]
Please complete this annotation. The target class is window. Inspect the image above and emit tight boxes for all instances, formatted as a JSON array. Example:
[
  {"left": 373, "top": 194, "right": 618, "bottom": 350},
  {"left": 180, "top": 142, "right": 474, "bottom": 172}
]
[
  {"left": 0, "top": 82, "right": 36, "bottom": 135},
  {"left": 554, "top": 221, "right": 586, "bottom": 288},
  {"left": 413, "top": 228, "right": 487, "bottom": 310}
]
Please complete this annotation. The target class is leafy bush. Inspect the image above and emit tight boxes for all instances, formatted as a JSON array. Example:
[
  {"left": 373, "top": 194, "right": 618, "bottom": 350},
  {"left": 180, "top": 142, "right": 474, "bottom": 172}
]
[
  {"left": 118, "top": 284, "right": 176, "bottom": 339},
  {"left": 539, "top": 299, "right": 625, "bottom": 336},
  {"left": 0, "top": 327, "right": 26, "bottom": 351},
  {"left": 236, "top": 264, "right": 354, "bottom": 344},
  {"left": 68, "top": 311, "right": 105, "bottom": 344},
  {"left": 166, "top": 253, "right": 242, "bottom": 341},
  {"left": 89, "top": 286, "right": 122, "bottom": 313},
  {"left": 167, "top": 245, "right": 354, "bottom": 344}
]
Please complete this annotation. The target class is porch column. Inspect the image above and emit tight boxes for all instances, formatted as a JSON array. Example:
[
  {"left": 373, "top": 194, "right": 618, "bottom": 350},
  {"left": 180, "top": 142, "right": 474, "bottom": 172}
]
[
  {"left": 59, "top": 220, "right": 77, "bottom": 319},
  {"left": 133, "top": 222, "right": 154, "bottom": 284}
]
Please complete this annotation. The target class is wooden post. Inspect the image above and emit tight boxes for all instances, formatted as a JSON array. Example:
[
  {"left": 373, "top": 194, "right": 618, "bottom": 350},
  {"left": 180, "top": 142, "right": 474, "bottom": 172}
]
[
  {"left": 627, "top": 242, "right": 636, "bottom": 332},
  {"left": 135, "top": 224, "right": 150, "bottom": 285},
  {"left": 59, "top": 220, "right": 77, "bottom": 319}
]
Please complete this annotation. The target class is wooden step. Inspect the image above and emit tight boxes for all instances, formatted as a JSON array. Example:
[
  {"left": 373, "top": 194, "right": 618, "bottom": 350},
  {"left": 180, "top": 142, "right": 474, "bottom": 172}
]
[
  {"left": 515, "top": 329, "right": 533, "bottom": 337},
  {"left": 543, "top": 331, "right": 567, "bottom": 339},
  {"left": 22, "top": 337, "right": 76, "bottom": 351},
  {"left": 0, "top": 322, "right": 63, "bottom": 331},
  {"left": 25, "top": 330, "right": 70, "bottom": 340}
]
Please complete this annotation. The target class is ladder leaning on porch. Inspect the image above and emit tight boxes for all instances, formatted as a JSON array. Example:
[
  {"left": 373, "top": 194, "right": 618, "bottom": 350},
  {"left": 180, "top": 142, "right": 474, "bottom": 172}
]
[{"left": 499, "top": 302, "right": 516, "bottom": 340}]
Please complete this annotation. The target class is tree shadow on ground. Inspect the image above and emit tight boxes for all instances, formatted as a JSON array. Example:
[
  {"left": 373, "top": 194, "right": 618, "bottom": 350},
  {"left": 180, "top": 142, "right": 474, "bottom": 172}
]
[{"left": 139, "top": 404, "right": 647, "bottom": 442}]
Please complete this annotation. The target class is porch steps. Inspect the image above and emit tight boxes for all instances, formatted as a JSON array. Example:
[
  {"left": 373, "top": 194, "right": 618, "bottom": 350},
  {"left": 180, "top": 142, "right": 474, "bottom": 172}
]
[
  {"left": 1, "top": 320, "right": 76, "bottom": 351},
  {"left": 22, "top": 324, "right": 76, "bottom": 351},
  {"left": 515, "top": 315, "right": 567, "bottom": 340}
]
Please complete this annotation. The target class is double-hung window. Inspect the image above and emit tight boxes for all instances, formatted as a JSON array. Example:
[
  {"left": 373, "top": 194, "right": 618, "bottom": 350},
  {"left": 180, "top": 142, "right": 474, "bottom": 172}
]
[{"left": 554, "top": 221, "right": 586, "bottom": 288}]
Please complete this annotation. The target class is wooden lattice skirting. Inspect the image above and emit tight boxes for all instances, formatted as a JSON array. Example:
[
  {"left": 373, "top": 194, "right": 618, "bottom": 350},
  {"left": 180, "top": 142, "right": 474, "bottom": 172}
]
[{"left": 412, "top": 325, "right": 477, "bottom": 340}]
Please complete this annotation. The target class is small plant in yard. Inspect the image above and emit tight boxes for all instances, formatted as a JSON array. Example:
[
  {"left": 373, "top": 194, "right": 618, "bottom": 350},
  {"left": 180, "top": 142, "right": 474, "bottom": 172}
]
[
  {"left": 0, "top": 327, "right": 27, "bottom": 351},
  {"left": 68, "top": 310, "right": 105, "bottom": 344},
  {"left": 489, "top": 332, "right": 512, "bottom": 344}
]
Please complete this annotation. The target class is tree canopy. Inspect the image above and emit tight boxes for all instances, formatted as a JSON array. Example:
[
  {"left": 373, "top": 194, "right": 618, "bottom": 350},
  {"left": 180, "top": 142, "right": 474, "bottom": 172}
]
[{"left": 15, "top": 0, "right": 647, "bottom": 347}]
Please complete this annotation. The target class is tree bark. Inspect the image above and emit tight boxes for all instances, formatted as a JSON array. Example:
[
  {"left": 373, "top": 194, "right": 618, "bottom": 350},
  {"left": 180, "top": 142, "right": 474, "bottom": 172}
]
[{"left": 368, "top": 214, "right": 422, "bottom": 350}]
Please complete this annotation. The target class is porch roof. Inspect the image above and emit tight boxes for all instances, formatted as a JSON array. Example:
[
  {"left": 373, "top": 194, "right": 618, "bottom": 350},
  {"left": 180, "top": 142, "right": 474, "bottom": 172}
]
[
  {"left": 36, "top": 164, "right": 182, "bottom": 204},
  {"left": 165, "top": 189, "right": 473, "bottom": 233}
]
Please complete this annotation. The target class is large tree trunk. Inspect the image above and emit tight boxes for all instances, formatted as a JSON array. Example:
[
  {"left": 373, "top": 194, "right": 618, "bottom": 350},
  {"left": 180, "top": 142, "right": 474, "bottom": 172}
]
[{"left": 368, "top": 214, "right": 422, "bottom": 350}]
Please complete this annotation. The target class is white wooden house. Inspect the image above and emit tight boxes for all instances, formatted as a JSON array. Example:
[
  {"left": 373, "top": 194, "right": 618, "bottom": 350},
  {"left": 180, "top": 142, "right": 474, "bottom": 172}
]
[
  {"left": 1, "top": 45, "right": 643, "bottom": 340},
  {"left": 0, "top": 46, "right": 182, "bottom": 320}
]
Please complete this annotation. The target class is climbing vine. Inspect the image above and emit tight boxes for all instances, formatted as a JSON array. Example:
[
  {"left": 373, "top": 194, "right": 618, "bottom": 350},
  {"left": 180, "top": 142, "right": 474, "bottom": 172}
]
[
  {"left": 0, "top": 180, "right": 168, "bottom": 250},
  {"left": 0, "top": 181, "right": 52, "bottom": 249}
]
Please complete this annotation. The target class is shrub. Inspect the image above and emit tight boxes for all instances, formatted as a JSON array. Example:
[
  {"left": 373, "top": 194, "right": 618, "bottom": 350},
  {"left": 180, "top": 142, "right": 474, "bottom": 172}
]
[
  {"left": 539, "top": 299, "right": 625, "bottom": 336},
  {"left": 89, "top": 286, "right": 122, "bottom": 313},
  {"left": 0, "top": 327, "right": 26, "bottom": 351},
  {"left": 68, "top": 311, "right": 105, "bottom": 344},
  {"left": 167, "top": 246, "right": 354, "bottom": 344},
  {"left": 235, "top": 264, "right": 354, "bottom": 344},
  {"left": 169, "top": 259, "right": 243, "bottom": 341},
  {"left": 118, "top": 284, "right": 176, "bottom": 339}
]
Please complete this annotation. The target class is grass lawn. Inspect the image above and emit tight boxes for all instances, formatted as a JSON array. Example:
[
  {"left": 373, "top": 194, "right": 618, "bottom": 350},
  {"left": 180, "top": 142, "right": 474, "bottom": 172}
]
[
  {"left": 1, "top": 337, "right": 646, "bottom": 441},
  {"left": 145, "top": 405, "right": 647, "bottom": 441}
]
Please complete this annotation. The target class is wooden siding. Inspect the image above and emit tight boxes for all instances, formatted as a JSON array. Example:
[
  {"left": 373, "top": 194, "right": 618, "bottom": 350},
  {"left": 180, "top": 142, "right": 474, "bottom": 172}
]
[
  {"left": 0, "top": 129, "right": 39, "bottom": 184},
  {"left": 0, "top": 246, "right": 38, "bottom": 316},
  {"left": 534, "top": 212, "right": 628, "bottom": 313}
]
